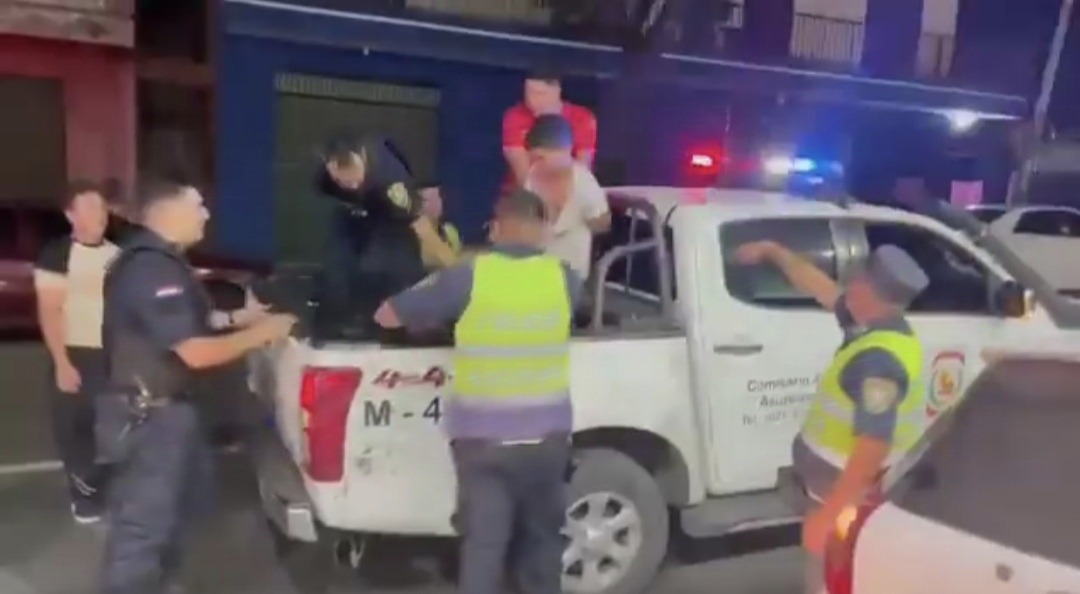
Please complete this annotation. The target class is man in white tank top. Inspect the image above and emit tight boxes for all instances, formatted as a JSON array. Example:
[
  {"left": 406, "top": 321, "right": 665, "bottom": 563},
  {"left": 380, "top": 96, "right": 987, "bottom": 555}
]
[{"left": 523, "top": 114, "right": 610, "bottom": 279}]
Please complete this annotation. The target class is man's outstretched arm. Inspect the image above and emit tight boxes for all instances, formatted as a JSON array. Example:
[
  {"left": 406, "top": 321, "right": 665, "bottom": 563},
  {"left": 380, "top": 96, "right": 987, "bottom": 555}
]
[{"left": 734, "top": 240, "right": 841, "bottom": 311}]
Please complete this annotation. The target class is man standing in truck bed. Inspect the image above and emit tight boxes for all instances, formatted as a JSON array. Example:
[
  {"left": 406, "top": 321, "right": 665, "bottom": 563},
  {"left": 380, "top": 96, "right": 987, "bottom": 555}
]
[{"left": 313, "top": 131, "right": 459, "bottom": 337}]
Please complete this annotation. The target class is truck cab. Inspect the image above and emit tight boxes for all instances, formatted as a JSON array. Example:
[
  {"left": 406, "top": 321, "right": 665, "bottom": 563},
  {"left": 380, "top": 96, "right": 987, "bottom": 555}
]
[{"left": 248, "top": 186, "right": 1063, "bottom": 594}]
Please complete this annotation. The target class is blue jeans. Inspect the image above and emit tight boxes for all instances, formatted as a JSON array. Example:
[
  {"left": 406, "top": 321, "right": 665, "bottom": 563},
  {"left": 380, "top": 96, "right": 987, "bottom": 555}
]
[{"left": 100, "top": 401, "right": 214, "bottom": 594}]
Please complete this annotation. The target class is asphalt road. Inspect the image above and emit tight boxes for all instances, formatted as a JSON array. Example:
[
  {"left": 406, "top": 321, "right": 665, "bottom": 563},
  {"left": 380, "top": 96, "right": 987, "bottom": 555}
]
[{"left": 0, "top": 341, "right": 804, "bottom": 594}]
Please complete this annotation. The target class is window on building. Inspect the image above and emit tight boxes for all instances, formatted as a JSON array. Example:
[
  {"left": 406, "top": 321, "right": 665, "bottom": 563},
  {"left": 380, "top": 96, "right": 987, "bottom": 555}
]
[
  {"left": 890, "top": 358, "right": 1080, "bottom": 569},
  {"left": 137, "top": 81, "right": 213, "bottom": 190},
  {"left": 863, "top": 222, "right": 992, "bottom": 315},
  {"left": 0, "top": 77, "right": 66, "bottom": 204},
  {"left": 136, "top": 0, "right": 208, "bottom": 62},
  {"left": 1013, "top": 209, "right": 1080, "bottom": 237},
  {"left": 721, "top": 218, "right": 838, "bottom": 308}
]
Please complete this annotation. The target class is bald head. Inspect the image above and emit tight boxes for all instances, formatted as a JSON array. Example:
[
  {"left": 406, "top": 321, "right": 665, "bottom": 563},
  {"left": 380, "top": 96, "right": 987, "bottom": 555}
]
[{"left": 489, "top": 189, "right": 548, "bottom": 246}]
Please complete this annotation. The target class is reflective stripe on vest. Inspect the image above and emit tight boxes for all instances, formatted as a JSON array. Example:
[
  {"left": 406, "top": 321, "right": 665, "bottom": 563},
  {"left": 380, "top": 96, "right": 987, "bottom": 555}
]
[
  {"left": 800, "top": 330, "right": 926, "bottom": 468},
  {"left": 453, "top": 253, "right": 571, "bottom": 403}
]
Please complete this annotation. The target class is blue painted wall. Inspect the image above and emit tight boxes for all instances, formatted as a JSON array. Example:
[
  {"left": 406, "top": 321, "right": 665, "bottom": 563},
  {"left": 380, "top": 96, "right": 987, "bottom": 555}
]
[{"left": 214, "top": 34, "right": 598, "bottom": 262}]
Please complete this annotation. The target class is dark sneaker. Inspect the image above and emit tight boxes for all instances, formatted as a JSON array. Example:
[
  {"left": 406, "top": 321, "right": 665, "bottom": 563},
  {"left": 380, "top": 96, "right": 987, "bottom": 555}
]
[{"left": 71, "top": 496, "right": 103, "bottom": 524}]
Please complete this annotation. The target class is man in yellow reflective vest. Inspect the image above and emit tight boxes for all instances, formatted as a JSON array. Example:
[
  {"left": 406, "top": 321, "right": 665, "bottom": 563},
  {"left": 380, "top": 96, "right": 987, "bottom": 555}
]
[
  {"left": 375, "top": 188, "right": 583, "bottom": 594},
  {"left": 735, "top": 240, "right": 929, "bottom": 593}
]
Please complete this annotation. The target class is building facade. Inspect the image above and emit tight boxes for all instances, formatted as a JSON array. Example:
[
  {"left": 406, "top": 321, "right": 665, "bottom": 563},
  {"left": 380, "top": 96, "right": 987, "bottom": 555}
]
[
  {"left": 0, "top": 1, "right": 135, "bottom": 204},
  {"left": 214, "top": 0, "right": 1044, "bottom": 263}
]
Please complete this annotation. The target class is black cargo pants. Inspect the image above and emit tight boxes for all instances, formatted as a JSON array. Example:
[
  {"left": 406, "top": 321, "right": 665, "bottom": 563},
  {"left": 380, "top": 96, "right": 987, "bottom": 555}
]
[
  {"left": 451, "top": 436, "right": 570, "bottom": 594},
  {"left": 100, "top": 400, "right": 215, "bottom": 594},
  {"left": 315, "top": 214, "right": 425, "bottom": 339},
  {"left": 48, "top": 346, "right": 108, "bottom": 500}
]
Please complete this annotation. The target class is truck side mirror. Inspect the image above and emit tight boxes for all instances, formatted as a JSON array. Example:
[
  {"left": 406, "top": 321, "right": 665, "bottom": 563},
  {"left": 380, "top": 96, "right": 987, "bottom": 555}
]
[{"left": 992, "top": 281, "right": 1028, "bottom": 318}]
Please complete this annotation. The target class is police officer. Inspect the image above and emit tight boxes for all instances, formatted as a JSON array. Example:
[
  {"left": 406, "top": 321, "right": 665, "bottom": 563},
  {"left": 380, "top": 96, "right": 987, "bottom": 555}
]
[
  {"left": 734, "top": 240, "right": 929, "bottom": 594},
  {"left": 314, "top": 131, "right": 458, "bottom": 336},
  {"left": 374, "top": 189, "right": 582, "bottom": 594},
  {"left": 100, "top": 176, "right": 296, "bottom": 594}
]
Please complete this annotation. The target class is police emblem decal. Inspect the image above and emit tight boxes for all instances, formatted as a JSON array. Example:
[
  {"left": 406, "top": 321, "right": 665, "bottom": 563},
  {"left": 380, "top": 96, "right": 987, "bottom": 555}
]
[
  {"left": 388, "top": 183, "right": 410, "bottom": 210},
  {"left": 861, "top": 377, "right": 899, "bottom": 414}
]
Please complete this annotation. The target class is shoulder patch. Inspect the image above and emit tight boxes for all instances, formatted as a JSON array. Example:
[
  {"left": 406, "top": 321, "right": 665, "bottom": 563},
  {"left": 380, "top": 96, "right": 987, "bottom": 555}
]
[
  {"left": 387, "top": 182, "right": 411, "bottom": 210},
  {"left": 861, "top": 377, "right": 900, "bottom": 414}
]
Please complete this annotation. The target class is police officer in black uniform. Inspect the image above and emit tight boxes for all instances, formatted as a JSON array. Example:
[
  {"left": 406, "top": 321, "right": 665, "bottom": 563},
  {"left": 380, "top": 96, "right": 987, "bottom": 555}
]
[
  {"left": 99, "top": 176, "right": 296, "bottom": 594},
  {"left": 313, "top": 131, "right": 459, "bottom": 337}
]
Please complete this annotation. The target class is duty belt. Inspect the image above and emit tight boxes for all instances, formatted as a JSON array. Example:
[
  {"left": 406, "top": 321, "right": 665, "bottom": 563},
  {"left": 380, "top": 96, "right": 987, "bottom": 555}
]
[{"left": 118, "top": 376, "right": 173, "bottom": 439}]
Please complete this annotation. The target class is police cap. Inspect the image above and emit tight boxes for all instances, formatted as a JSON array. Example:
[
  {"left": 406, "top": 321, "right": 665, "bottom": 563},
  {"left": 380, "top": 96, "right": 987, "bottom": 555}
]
[
  {"left": 525, "top": 114, "right": 573, "bottom": 151},
  {"left": 863, "top": 244, "right": 929, "bottom": 308}
]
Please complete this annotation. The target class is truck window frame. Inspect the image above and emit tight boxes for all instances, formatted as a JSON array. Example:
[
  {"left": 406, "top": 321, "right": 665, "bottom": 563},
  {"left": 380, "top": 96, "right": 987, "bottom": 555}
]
[
  {"left": 718, "top": 216, "right": 850, "bottom": 310},
  {"left": 849, "top": 219, "right": 998, "bottom": 317}
]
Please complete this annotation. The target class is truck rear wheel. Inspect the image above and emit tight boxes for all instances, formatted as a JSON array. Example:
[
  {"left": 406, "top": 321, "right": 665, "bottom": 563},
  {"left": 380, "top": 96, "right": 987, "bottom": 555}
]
[
  {"left": 265, "top": 520, "right": 365, "bottom": 594},
  {"left": 563, "top": 448, "right": 669, "bottom": 594}
]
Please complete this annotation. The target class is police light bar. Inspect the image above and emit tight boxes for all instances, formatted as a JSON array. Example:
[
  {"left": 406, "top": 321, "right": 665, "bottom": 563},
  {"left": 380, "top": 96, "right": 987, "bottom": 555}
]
[{"left": 762, "top": 155, "right": 842, "bottom": 177}]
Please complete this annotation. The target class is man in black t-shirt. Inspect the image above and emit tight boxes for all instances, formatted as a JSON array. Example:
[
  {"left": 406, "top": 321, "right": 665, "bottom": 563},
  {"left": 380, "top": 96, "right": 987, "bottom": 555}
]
[{"left": 313, "top": 132, "right": 458, "bottom": 337}]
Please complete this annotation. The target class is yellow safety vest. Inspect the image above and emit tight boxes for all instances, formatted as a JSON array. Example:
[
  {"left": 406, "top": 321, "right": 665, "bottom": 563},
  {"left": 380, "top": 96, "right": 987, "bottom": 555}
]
[
  {"left": 800, "top": 330, "right": 926, "bottom": 468},
  {"left": 453, "top": 253, "right": 571, "bottom": 404}
]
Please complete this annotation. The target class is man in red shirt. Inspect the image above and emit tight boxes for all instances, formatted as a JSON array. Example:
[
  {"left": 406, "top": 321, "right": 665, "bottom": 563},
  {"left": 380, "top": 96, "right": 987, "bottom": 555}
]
[{"left": 502, "top": 70, "right": 597, "bottom": 192}]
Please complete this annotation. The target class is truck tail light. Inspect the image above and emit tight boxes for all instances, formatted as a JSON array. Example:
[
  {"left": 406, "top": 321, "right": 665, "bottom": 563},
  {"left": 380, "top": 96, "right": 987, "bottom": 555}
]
[
  {"left": 824, "top": 498, "right": 884, "bottom": 594},
  {"left": 298, "top": 366, "right": 362, "bottom": 482}
]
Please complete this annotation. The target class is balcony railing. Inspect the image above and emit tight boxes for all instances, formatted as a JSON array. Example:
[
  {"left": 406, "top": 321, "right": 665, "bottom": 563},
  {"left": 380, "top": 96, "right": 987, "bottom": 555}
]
[
  {"left": 789, "top": 13, "right": 864, "bottom": 66},
  {"left": 916, "top": 32, "right": 955, "bottom": 78},
  {"left": 2, "top": 0, "right": 133, "bottom": 45},
  {"left": 404, "top": 0, "right": 551, "bottom": 25}
]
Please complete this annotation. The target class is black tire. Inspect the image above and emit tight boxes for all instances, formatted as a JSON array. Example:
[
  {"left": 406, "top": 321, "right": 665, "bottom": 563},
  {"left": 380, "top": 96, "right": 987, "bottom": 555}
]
[{"left": 564, "top": 448, "right": 669, "bottom": 594}]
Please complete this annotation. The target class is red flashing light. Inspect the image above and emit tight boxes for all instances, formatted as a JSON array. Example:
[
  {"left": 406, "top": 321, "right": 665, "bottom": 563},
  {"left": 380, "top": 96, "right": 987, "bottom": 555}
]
[
  {"left": 823, "top": 495, "right": 885, "bottom": 594},
  {"left": 690, "top": 153, "right": 716, "bottom": 169},
  {"left": 685, "top": 146, "right": 725, "bottom": 180}
]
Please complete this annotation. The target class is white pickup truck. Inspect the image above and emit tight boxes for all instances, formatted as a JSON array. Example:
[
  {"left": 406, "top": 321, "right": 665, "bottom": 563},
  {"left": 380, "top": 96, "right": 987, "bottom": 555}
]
[{"left": 246, "top": 187, "right": 1078, "bottom": 594}]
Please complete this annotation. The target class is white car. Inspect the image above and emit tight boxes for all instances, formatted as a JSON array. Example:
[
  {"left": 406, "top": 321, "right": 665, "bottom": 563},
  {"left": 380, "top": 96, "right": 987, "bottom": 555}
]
[
  {"left": 986, "top": 205, "right": 1080, "bottom": 295},
  {"left": 247, "top": 187, "right": 1080, "bottom": 594},
  {"left": 824, "top": 355, "right": 1080, "bottom": 594}
]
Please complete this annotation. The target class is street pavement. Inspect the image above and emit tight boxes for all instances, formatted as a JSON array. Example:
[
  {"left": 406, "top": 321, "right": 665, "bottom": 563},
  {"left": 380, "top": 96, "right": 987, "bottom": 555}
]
[{"left": 0, "top": 341, "right": 803, "bottom": 594}]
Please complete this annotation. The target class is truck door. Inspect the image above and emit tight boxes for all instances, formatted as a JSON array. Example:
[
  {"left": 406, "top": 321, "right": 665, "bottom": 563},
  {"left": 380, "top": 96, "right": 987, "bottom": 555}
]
[
  {"left": 698, "top": 216, "right": 850, "bottom": 495},
  {"left": 847, "top": 217, "right": 1003, "bottom": 420}
]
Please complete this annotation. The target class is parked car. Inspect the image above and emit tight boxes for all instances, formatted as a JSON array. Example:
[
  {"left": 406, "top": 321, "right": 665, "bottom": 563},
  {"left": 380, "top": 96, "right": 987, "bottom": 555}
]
[
  {"left": 0, "top": 202, "right": 265, "bottom": 333},
  {"left": 987, "top": 205, "right": 1080, "bottom": 295},
  {"left": 824, "top": 355, "right": 1080, "bottom": 594}
]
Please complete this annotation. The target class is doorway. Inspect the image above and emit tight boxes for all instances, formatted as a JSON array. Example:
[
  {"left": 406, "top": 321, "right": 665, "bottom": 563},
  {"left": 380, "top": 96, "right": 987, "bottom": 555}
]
[{"left": 273, "top": 74, "right": 440, "bottom": 265}]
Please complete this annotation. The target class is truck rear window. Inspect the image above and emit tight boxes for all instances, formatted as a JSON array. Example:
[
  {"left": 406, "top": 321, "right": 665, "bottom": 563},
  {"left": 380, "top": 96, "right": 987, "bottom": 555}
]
[{"left": 889, "top": 359, "right": 1080, "bottom": 569}]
